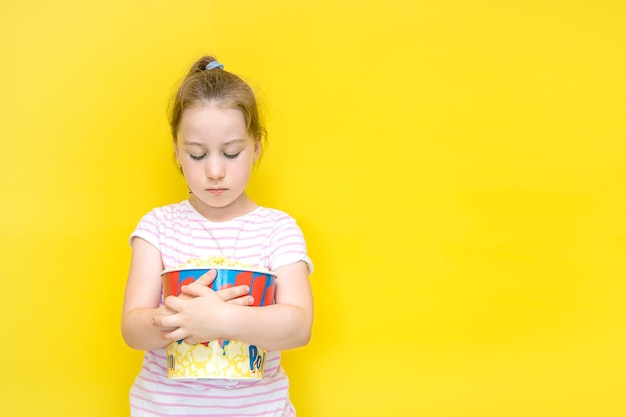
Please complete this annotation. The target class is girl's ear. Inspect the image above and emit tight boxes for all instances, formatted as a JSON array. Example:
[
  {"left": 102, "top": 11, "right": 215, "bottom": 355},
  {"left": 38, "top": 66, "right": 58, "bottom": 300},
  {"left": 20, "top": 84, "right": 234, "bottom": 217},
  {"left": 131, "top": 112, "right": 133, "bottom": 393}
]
[
  {"left": 174, "top": 141, "right": 180, "bottom": 163},
  {"left": 253, "top": 138, "right": 261, "bottom": 163}
]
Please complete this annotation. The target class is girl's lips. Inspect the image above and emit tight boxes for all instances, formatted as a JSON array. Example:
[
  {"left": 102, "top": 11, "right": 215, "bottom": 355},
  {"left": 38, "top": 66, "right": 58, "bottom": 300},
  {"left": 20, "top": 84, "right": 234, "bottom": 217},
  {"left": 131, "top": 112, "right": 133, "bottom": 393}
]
[{"left": 208, "top": 188, "right": 226, "bottom": 194}]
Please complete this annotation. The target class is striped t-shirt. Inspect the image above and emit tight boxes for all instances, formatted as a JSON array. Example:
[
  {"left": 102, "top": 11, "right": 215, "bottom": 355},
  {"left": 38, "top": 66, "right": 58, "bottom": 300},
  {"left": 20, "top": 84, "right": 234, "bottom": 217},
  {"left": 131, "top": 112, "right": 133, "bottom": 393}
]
[{"left": 128, "top": 200, "right": 312, "bottom": 417}]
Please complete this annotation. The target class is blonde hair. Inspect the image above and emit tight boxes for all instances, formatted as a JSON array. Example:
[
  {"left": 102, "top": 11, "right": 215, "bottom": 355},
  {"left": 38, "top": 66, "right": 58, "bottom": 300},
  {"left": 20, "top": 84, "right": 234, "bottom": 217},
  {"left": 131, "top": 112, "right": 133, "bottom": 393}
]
[{"left": 169, "top": 56, "right": 266, "bottom": 146}]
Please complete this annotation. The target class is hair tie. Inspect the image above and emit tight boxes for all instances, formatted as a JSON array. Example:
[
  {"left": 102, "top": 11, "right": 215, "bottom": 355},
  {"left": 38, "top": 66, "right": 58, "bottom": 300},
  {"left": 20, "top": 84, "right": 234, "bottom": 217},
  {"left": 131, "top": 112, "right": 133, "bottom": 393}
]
[{"left": 205, "top": 61, "right": 224, "bottom": 71}]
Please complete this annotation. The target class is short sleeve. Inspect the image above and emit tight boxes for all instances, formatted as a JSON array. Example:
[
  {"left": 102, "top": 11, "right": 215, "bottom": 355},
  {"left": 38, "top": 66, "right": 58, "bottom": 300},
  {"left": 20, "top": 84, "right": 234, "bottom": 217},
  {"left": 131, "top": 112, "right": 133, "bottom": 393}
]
[
  {"left": 269, "top": 215, "right": 314, "bottom": 275},
  {"left": 129, "top": 210, "right": 161, "bottom": 251}
]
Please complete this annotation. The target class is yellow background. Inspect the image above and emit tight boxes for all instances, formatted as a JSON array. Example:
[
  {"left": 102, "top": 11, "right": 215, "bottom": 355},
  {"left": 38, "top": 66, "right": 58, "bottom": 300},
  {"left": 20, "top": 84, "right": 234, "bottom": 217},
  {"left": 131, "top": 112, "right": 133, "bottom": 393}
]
[{"left": 1, "top": 1, "right": 625, "bottom": 416}]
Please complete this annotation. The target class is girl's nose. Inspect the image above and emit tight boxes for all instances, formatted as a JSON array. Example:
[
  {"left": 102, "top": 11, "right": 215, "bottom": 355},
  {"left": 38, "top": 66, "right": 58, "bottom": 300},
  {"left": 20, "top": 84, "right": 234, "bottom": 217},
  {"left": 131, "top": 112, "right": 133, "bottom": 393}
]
[{"left": 206, "top": 157, "right": 225, "bottom": 180}]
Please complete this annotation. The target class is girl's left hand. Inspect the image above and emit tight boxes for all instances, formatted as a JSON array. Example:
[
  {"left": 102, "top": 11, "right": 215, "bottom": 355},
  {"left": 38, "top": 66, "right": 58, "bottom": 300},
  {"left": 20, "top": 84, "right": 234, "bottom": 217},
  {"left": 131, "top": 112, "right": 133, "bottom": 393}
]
[
  {"left": 152, "top": 271, "right": 250, "bottom": 345},
  {"left": 182, "top": 269, "right": 255, "bottom": 306}
]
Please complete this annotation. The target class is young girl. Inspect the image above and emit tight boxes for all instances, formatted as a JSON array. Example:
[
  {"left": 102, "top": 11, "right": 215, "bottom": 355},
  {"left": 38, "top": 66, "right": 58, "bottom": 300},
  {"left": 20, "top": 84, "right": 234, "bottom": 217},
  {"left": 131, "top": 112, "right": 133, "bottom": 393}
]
[{"left": 121, "top": 56, "right": 314, "bottom": 417}]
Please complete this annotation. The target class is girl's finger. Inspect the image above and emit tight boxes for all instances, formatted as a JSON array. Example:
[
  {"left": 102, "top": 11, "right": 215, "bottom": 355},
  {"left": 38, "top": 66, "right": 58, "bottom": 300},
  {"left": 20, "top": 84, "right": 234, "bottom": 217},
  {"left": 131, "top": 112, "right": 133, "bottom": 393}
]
[
  {"left": 161, "top": 328, "right": 187, "bottom": 342},
  {"left": 183, "top": 336, "right": 204, "bottom": 345},
  {"left": 194, "top": 270, "right": 217, "bottom": 287},
  {"left": 215, "top": 285, "right": 250, "bottom": 302},
  {"left": 181, "top": 282, "right": 213, "bottom": 298},
  {"left": 227, "top": 295, "right": 254, "bottom": 306},
  {"left": 164, "top": 295, "right": 184, "bottom": 312},
  {"left": 152, "top": 315, "right": 177, "bottom": 331}
]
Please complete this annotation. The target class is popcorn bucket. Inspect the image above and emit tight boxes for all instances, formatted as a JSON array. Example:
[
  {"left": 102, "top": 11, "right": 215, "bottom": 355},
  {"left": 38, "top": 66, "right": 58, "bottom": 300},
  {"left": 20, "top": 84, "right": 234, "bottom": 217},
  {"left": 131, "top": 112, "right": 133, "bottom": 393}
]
[{"left": 161, "top": 266, "right": 276, "bottom": 380}]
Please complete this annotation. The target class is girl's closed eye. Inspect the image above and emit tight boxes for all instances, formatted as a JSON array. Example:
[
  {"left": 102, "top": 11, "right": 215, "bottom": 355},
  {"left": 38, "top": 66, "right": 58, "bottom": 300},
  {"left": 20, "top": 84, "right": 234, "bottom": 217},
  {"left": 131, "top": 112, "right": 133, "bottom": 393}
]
[
  {"left": 190, "top": 153, "right": 206, "bottom": 161},
  {"left": 223, "top": 151, "right": 241, "bottom": 159}
]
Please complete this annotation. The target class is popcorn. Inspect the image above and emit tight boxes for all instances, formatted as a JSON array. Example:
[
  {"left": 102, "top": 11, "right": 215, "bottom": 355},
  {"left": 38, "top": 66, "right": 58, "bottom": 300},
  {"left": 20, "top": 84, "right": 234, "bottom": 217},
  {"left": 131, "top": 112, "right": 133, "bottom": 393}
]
[{"left": 177, "top": 256, "right": 269, "bottom": 272}]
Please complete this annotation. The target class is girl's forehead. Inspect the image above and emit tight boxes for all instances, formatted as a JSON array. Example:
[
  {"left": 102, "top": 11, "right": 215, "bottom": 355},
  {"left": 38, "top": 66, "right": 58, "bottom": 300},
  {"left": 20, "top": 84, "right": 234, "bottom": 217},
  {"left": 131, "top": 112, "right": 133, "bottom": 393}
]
[
  {"left": 184, "top": 102, "right": 243, "bottom": 116},
  {"left": 182, "top": 138, "right": 246, "bottom": 147},
  {"left": 177, "top": 107, "right": 252, "bottom": 144},
  {"left": 181, "top": 105, "right": 246, "bottom": 126}
]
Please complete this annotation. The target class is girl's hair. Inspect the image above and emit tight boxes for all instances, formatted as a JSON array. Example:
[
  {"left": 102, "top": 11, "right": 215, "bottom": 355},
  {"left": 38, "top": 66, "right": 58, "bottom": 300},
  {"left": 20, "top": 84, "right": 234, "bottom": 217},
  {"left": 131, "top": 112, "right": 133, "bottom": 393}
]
[{"left": 169, "top": 56, "right": 266, "bottom": 146}]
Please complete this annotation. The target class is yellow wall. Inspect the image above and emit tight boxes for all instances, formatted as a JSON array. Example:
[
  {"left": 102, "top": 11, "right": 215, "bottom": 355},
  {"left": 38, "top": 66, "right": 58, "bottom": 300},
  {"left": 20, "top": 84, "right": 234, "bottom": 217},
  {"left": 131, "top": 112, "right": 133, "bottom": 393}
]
[{"left": 1, "top": 1, "right": 625, "bottom": 416}]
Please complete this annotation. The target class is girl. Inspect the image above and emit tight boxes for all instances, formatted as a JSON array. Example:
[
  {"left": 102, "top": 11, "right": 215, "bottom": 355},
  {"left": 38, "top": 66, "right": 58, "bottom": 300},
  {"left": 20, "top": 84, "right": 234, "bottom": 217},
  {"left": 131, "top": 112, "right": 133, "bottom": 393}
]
[{"left": 121, "top": 56, "right": 314, "bottom": 416}]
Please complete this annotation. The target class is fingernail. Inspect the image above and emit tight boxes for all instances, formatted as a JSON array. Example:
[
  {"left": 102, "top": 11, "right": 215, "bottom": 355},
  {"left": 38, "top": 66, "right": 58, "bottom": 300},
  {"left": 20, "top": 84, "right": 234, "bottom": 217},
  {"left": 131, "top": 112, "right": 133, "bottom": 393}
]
[{"left": 151, "top": 318, "right": 155, "bottom": 325}]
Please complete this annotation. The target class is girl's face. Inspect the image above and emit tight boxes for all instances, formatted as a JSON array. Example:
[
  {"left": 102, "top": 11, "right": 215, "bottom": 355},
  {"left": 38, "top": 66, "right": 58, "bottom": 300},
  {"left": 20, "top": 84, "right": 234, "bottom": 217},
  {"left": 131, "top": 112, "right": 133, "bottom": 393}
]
[{"left": 175, "top": 105, "right": 260, "bottom": 221}]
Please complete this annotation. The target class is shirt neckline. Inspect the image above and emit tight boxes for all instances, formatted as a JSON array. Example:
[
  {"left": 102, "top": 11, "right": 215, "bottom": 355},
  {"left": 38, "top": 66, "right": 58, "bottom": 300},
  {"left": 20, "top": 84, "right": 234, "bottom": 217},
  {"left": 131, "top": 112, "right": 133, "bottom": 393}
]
[{"left": 182, "top": 199, "right": 263, "bottom": 223}]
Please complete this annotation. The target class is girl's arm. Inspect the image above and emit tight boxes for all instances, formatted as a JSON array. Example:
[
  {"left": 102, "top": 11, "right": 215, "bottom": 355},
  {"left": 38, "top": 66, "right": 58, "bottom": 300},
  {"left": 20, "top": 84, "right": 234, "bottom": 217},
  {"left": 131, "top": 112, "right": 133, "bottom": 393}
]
[
  {"left": 154, "top": 260, "right": 314, "bottom": 351},
  {"left": 121, "top": 237, "right": 253, "bottom": 351},
  {"left": 121, "top": 237, "right": 170, "bottom": 351}
]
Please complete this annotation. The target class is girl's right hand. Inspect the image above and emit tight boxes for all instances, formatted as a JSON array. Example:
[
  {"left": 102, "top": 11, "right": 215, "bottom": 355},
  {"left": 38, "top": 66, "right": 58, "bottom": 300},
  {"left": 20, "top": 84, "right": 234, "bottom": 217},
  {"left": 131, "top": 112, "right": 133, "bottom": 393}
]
[
  {"left": 151, "top": 270, "right": 253, "bottom": 344},
  {"left": 183, "top": 270, "right": 254, "bottom": 306}
]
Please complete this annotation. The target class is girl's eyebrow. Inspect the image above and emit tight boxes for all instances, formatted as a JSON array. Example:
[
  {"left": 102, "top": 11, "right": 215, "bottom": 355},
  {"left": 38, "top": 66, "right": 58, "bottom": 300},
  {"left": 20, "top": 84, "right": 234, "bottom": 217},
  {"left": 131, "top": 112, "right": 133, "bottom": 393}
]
[
  {"left": 182, "top": 141, "right": 204, "bottom": 147},
  {"left": 223, "top": 138, "right": 246, "bottom": 146},
  {"left": 183, "top": 139, "right": 246, "bottom": 146}
]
